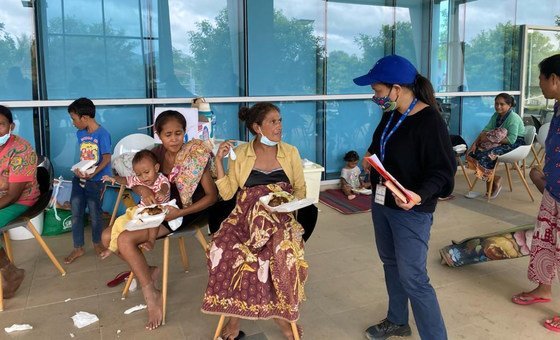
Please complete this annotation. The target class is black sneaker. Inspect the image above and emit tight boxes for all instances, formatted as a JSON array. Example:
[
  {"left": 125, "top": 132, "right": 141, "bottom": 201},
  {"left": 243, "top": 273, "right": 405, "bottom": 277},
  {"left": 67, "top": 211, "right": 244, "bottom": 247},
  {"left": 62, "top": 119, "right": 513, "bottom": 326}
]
[{"left": 365, "top": 319, "right": 412, "bottom": 340}]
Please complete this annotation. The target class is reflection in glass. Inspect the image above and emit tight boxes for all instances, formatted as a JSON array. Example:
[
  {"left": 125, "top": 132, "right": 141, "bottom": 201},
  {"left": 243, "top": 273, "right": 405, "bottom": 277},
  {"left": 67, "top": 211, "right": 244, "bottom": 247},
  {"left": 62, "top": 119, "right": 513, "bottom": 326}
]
[
  {"left": 160, "top": 0, "right": 242, "bottom": 97},
  {"left": 43, "top": 0, "right": 146, "bottom": 99},
  {"left": 0, "top": 0, "right": 34, "bottom": 100},
  {"left": 11, "top": 108, "right": 36, "bottom": 149},
  {"left": 247, "top": 0, "right": 324, "bottom": 96},
  {"left": 523, "top": 29, "right": 560, "bottom": 120},
  {"left": 461, "top": 96, "right": 495, "bottom": 146},
  {"left": 325, "top": 100, "right": 379, "bottom": 179},
  {"left": 462, "top": 0, "right": 518, "bottom": 91},
  {"left": 326, "top": 2, "right": 393, "bottom": 95}
]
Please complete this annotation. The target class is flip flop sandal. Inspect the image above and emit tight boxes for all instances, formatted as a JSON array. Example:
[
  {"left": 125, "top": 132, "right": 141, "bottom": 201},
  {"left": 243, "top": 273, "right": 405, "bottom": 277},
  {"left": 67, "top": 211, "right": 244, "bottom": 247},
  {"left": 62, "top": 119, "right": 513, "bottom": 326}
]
[
  {"left": 512, "top": 292, "right": 551, "bottom": 305},
  {"left": 544, "top": 316, "right": 560, "bottom": 332},
  {"left": 107, "top": 271, "right": 131, "bottom": 287}
]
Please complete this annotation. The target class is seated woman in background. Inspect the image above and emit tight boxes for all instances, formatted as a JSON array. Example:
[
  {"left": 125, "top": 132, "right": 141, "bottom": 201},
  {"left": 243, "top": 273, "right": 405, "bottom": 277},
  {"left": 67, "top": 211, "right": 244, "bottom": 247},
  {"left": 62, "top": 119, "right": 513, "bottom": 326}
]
[
  {"left": 201, "top": 102, "right": 308, "bottom": 340},
  {"left": 466, "top": 93, "right": 525, "bottom": 199},
  {"left": 0, "top": 105, "right": 40, "bottom": 298}
]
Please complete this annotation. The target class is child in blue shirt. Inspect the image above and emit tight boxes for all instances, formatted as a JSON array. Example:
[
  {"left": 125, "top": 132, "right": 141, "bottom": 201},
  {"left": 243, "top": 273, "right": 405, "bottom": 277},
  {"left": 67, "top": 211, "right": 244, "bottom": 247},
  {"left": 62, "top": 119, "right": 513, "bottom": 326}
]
[{"left": 64, "top": 98, "right": 112, "bottom": 264}]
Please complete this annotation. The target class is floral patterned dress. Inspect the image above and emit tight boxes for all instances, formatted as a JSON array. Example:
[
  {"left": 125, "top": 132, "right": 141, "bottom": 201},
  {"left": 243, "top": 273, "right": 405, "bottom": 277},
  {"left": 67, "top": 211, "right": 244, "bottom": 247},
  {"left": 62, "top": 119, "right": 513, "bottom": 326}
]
[{"left": 201, "top": 182, "right": 307, "bottom": 322}]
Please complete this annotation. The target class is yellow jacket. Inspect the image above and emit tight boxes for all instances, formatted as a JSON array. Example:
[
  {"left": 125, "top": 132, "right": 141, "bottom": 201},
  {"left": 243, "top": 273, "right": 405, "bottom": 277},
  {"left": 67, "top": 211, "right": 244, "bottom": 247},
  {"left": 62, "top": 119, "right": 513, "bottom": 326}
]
[{"left": 215, "top": 139, "right": 307, "bottom": 200}]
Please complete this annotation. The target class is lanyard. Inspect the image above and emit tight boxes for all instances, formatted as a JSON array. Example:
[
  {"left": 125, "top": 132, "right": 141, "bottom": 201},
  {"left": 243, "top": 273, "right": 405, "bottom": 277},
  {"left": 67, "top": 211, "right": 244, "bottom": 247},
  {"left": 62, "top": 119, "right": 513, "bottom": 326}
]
[{"left": 379, "top": 98, "right": 418, "bottom": 162}]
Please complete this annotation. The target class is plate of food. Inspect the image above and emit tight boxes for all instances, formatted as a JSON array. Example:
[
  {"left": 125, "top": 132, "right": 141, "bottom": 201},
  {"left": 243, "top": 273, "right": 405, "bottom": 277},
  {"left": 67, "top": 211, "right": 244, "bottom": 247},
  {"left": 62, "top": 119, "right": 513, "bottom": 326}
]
[
  {"left": 259, "top": 191, "right": 314, "bottom": 213},
  {"left": 352, "top": 188, "right": 372, "bottom": 195},
  {"left": 125, "top": 204, "right": 168, "bottom": 231}
]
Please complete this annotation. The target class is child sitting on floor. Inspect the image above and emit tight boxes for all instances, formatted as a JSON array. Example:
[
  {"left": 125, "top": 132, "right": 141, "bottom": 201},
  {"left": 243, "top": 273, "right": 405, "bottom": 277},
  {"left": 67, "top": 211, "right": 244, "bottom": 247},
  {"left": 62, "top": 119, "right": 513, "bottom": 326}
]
[
  {"left": 340, "top": 150, "right": 369, "bottom": 200},
  {"left": 100, "top": 149, "right": 170, "bottom": 259}
]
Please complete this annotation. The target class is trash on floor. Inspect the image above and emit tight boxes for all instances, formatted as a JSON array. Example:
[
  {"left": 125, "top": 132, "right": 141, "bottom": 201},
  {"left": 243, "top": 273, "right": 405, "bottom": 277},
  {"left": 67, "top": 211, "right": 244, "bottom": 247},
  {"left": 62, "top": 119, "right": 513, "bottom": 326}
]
[
  {"left": 71, "top": 311, "right": 99, "bottom": 328},
  {"left": 124, "top": 304, "right": 147, "bottom": 314},
  {"left": 5, "top": 324, "right": 33, "bottom": 333}
]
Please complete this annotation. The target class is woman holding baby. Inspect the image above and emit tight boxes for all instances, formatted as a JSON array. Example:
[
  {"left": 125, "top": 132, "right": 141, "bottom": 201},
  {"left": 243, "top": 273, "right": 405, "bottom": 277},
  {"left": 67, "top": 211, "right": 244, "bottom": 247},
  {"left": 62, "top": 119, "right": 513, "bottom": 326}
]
[
  {"left": 466, "top": 93, "right": 525, "bottom": 199},
  {"left": 101, "top": 110, "right": 218, "bottom": 330}
]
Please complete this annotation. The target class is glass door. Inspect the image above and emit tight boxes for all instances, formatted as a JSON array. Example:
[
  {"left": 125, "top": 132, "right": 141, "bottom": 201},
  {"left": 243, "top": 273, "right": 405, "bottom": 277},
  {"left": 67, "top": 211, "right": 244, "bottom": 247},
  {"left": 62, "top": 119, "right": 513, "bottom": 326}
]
[{"left": 520, "top": 25, "right": 560, "bottom": 122}]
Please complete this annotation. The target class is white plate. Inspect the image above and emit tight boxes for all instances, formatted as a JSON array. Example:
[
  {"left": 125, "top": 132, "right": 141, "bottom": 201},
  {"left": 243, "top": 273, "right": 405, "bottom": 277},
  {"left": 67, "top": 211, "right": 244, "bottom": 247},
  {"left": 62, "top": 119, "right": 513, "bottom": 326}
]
[
  {"left": 352, "top": 188, "right": 372, "bottom": 195},
  {"left": 259, "top": 193, "right": 314, "bottom": 213},
  {"left": 125, "top": 205, "right": 168, "bottom": 231},
  {"left": 125, "top": 213, "right": 166, "bottom": 231}
]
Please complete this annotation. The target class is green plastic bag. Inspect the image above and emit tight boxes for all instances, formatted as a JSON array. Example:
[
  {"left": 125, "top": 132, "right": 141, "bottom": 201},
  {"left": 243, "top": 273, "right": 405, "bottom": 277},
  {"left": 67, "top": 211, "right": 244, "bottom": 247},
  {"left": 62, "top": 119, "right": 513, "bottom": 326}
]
[{"left": 42, "top": 208, "right": 73, "bottom": 236}]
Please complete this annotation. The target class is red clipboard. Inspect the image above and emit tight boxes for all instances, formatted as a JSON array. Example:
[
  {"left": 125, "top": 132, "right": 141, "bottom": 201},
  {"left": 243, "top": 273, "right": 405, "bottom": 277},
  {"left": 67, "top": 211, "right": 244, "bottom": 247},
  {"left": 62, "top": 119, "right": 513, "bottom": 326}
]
[{"left": 366, "top": 154, "right": 415, "bottom": 203}]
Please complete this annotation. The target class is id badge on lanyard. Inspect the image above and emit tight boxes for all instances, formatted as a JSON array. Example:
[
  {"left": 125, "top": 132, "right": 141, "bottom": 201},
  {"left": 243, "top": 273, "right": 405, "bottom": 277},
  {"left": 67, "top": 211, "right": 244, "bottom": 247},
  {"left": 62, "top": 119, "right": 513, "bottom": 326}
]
[{"left": 374, "top": 182, "right": 386, "bottom": 205}]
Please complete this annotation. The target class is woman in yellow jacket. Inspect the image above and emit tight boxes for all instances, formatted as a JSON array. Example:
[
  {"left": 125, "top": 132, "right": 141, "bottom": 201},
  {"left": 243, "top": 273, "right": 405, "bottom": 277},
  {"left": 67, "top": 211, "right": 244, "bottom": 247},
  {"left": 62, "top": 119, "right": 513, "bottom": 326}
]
[{"left": 202, "top": 102, "right": 307, "bottom": 340}]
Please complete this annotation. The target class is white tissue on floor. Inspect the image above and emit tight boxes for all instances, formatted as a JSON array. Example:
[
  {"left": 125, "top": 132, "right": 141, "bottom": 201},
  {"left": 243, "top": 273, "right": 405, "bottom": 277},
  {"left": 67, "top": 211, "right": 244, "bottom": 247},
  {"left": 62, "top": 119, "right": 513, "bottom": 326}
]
[
  {"left": 4, "top": 324, "right": 33, "bottom": 333},
  {"left": 70, "top": 333, "right": 75, "bottom": 338},
  {"left": 64, "top": 298, "right": 71, "bottom": 302},
  {"left": 124, "top": 304, "right": 147, "bottom": 314},
  {"left": 71, "top": 311, "right": 99, "bottom": 328}
]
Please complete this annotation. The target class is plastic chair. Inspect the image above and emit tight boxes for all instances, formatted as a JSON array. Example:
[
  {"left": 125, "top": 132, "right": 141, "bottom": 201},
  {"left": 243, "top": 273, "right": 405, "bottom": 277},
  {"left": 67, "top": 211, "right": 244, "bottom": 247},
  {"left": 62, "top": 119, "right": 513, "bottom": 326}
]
[
  {"left": 112, "top": 133, "right": 156, "bottom": 163},
  {"left": 0, "top": 156, "right": 67, "bottom": 310},
  {"left": 108, "top": 134, "right": 156, "bottom": 227},
  {"left": 486, "top": 128, "right": 536, "bottom": 202},
  {"left": 530, "top": 122, "right": 550, "bottom": 168},
  {"left": 121, "top": 217, "right": 209, "bottom": 325}
]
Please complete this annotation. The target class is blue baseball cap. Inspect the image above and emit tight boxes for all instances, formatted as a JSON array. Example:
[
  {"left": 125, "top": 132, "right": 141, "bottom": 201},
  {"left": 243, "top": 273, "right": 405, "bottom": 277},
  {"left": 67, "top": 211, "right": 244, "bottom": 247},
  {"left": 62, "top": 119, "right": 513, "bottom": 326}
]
[{"left": 353, "top": 55, "right": 418, "bottom": 86}]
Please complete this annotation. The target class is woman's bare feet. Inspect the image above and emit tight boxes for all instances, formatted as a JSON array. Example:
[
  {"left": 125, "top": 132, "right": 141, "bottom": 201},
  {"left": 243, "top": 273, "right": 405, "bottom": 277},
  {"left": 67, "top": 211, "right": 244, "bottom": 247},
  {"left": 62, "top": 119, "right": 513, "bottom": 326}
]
[
  {"left": 274, "top": 319, "right": 303, "bottom": 339},
  {"left": 513, "top": 283, "right": 553, "bottom": 302},
  {"left": 99, "top": 249, "right": 112, "bottom": 260},
  {"left": 64, "top": 247, "right": 85, "bottom": 264},
  {"left": 142, "top": 283, "right": 163, "bottom": 330},
  {"left": 221, "top": 317, "right": 241, "bottom": 340},
  {"left": 93, "top": 243, "right": 107, "bottom": 257}
]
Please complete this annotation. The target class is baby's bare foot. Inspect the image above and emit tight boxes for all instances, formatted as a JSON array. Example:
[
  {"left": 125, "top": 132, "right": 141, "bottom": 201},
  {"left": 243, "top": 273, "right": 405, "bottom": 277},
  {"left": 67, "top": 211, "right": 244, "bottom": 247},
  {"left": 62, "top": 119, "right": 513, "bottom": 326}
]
[{"left": 99, "top": 249, "right": 112, "bottom": 260}]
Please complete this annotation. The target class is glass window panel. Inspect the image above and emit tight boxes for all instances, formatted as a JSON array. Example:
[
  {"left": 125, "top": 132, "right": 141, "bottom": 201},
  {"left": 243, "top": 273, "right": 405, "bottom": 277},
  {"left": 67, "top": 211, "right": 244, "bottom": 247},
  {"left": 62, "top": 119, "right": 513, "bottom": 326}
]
[
  {"left": 431, "top": 0, "right": 450, "bottom": 92},
  {"left": 516, "top": 0, "right": 560, "bottom": 26},
  {"left": 247, "top": 0, "right": 324, "bottom": 96},
  {"left": 105, "top": 38, "right": 146, "bottom": 98},
  {"left": 104, "top": 0, "right": 141, "bottom": 37},
  {"left": 275, "top": 102, "right": 319, "bottom": 162},
  {"left": 436, "top": 96, "right": 461, "bottom": 137},
  {"left": 395, "top": 0, "right": 431, "bottom": 72},
  {"left": 158, "top": 0, "right": 242, "bottom": 98},
  {"left": 325, "top": 99, "right": 380, "bottom": 179},
  {"left": 0, "top": 0, "right": 35, "bottom": 100},
  {"left": 461, "top": 96, "right": 495, "bottom": 146},
  {"left": 45, "top": 0, "right": 63, "bottom": 34},
  {"left": 326, "top": 1, "right": 394, "bottom": 95},
  {"left": 462, "top": 0, "right": 518, "bottom": 91},
  {"left": 47, "top": 105, "right": 149, "bottom": 178},
  {"left": 212, "top": 103, "right": 242, "bottom": 141},
  {"left": 12, "top": 108, "right": 36, "bottom": 149},
  {"left": 63, "top": 0, "right": 103, "bottom": 35},
  {"left": 42, "top": 1, "right": 147, "bottom": 99}
]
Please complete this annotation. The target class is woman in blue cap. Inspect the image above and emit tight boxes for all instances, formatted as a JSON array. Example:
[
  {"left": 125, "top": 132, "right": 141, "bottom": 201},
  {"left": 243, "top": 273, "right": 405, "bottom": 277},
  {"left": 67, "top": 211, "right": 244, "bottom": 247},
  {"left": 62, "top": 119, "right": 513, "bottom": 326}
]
[{"left": 354, "top": 55, "right": 455, "bottom": 340}]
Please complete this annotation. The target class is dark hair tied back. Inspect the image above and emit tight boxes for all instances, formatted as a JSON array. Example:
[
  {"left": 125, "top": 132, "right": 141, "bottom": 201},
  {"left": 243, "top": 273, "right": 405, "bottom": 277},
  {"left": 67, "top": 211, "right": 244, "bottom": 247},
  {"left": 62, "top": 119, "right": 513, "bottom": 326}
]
[
  {"left": 343, "top": 150, "right": 359, "bottom": 162},
  {"left": 239, "top": 102, "right": 280, "bottom": 135}
]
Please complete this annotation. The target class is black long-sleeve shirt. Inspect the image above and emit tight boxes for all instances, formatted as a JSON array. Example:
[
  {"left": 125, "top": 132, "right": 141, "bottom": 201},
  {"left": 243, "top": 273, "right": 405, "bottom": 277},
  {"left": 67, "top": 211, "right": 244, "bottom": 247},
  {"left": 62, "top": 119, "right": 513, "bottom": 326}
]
[{"left": 367, "top": 105, "right": 456, "bottom": 213}]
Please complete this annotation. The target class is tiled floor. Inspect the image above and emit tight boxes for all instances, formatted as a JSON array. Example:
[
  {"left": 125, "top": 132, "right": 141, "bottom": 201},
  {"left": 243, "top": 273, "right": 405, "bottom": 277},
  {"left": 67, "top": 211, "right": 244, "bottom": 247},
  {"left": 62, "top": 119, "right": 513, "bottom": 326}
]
[{"left": 1, "top": 168, "right": 556, "bottom": 339}]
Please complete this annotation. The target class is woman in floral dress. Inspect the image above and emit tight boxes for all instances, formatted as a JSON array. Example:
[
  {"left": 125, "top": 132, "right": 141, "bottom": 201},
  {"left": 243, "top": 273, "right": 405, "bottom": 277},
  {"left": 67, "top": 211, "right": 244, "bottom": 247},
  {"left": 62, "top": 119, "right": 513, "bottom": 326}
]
[{"left": 202, "top": 102, "right": 308, "bottom": 340}]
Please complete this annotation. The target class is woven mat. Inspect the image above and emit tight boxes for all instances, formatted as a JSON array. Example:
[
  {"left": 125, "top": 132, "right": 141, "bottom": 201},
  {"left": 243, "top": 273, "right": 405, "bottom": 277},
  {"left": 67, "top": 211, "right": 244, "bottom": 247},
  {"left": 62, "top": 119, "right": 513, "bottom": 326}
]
[{"left": 319, "top": 189, "right": 371, "bottom": 214}]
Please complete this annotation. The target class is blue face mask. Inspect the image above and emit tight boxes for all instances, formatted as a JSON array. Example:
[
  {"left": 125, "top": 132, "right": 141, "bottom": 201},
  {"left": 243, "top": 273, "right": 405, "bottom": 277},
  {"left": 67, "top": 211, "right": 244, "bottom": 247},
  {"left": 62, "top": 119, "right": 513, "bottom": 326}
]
[
  {"left": 372, "top": 86, "right": 397, "bottom": 112},
  {"left": 0, "top": 130, "right": 11, "bottom": 146},
  {"left": 258, "top": 127, "right": 278, "bottom": 146}
]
